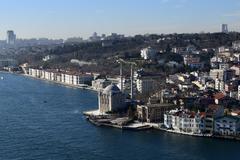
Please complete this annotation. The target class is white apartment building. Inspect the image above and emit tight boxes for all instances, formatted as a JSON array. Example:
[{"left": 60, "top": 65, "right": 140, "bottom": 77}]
[
  {"left": 61, "top": 73, "right": 93, "bottom": 85},
  {"left": 29, "top": 68, "right": 42, "bottom": 78},
  {"left": 140, "top": 47, "right": 157, "bottom": 60},
  {"left": 238, "top": 85, "right": 240, "bottom": 100},
  {"left": 72, "top": 75, "right": 79, "bottom": 85},
  {"left": 41, "top": 70, "right": 45, "bottom": 79},
  {"left": 215, "top": 79, "right": 225, "bottom": 91},
  {"left": 230, "top": 65, "right": 240, "bottom": 76},
  {"left": 64, "top": 74, "right": 73, "bottom": 85},
  {"left": 44, "top": 71, "right": 52, "bottom": 80},
  {"left": 209, "top": 69, "right": 224, "bottom": 81},
  {"left": 56, "top": 74, "right": 61, "bottom": 82},
  {"left": 61, "top": 73, "right": 66, "bottom": 83},
  {"left": 232, "top": 41, "right": 240, "bottom": 51},
  {"left": 219, "top": 63, "right": 229, "bottom": 70},
  {"left": 211, "top": 56, "right": 223, "bottom": 63},
  {"left": 28, "top": 68, "right": 36, "bottom": 77},
  {"left": 164, "top": 109, "right": 205, "bottom": 134}
]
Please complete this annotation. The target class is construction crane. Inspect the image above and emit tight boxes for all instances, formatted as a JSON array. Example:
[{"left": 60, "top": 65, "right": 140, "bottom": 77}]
[{"left": 116, "top": 58, "right": 137, "bottom": 101}]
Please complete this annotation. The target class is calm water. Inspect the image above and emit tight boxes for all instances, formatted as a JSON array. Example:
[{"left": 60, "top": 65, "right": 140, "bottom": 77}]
[{"left": 0, "top": 72, "right": 239, "bottom": 160}]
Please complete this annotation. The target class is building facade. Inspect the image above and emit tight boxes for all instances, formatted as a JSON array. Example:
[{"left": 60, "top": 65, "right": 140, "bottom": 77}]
[
  {"left": 137, "top": 103, "right": 176, "bottom": 123},
  {"left": 205, "top": 105, "right": 224, "bottom": 134},
  {"left": 136, "top": 77, "right": 157, "bottom": 95},
  {"left": 7, "top": 30, "right": 16, "bottom": 45},
  {"left": 164, "top": 109, "right": 205, "bottom": 134},
  {"left": 214, "top": 116, "right": 240, "bottom": 136},
  {"left": 140, "top": 47, "right": 157, "bottom": 60},
  {"left": 183, "top": 55, "right": 203, "bottom": 69},
  {"left": 222, "top": 24, "right": 228, "bottom": 33}
]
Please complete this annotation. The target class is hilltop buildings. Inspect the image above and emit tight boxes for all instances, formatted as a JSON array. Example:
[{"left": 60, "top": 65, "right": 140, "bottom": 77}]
[
  {"left": 183, "top": 55, "right": 203, "bottom": 69},
  {"left": 140, "top": 47, "right": 157, "bottom": 60},
  {"left": 6, "top": 30, "right": 16, "bottom": 45},
  {"left": 222, "top": 24, "right": 228, "bottom": 33},
  {"left": 89, "top": 32, "right": 125, "bottom": 42}
]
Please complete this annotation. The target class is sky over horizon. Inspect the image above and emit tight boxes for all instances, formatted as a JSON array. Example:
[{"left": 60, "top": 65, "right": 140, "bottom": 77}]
[{"left": 0, "top": 0, "right": 240, "bottom": 40}]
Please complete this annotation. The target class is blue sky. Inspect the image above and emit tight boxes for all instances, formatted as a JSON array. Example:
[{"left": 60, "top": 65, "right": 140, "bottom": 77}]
[{"left": 0, "top": 0, "right": 240, "bottom": 39}]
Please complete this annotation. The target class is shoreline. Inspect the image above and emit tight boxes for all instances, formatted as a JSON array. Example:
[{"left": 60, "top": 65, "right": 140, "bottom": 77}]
[
  {"left": 24, "top": 74, "right": 97, "bottom": 92},
  {"left": 2, "top": 70, "right": 240, "bottom": 141},
  {"left": 85, "top": 113, "right": 240, "bottom": 141},
  {"left": 0, "top": 70, "right": 98, "bottom": 92}
]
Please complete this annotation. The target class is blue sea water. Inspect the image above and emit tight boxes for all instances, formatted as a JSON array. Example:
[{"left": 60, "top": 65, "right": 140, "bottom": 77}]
[{"left": 0, "top": 72, "right": 239, "bottom": 160}]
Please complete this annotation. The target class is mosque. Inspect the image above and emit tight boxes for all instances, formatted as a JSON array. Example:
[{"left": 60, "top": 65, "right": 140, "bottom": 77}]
[{"left": 98, "top": 84, "right": 126, "bottom": 113}]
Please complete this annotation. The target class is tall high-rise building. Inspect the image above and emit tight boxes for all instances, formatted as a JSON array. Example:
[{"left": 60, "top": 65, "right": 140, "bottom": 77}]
[
  {"left": 6, "top": 30, "right": 16, "bottom": 45},
  {"left": 222, "top": 24, "right": 228, "bottom": 33}
]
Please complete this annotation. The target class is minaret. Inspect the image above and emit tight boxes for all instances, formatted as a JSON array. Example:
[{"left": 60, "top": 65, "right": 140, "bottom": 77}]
[
  {"left": 130, "top": 64, "right": 134, "bottom": 100},
  {"left": 120, "top": 62, "right": 123, "bottom": 92}
]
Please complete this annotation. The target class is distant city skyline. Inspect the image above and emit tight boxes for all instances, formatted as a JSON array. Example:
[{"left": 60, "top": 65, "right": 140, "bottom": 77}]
[{"left": 1, "top": 0, "right": 240, "bottom": 40}]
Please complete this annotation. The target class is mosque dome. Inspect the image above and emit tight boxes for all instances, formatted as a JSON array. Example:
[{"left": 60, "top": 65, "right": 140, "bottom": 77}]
[{"left": 103, "top": 84, "right": 121, "bottom": 94}]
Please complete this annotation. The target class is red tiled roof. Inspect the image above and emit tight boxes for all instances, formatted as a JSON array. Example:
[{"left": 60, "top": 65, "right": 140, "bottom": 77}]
[
  {"left": 208, "top": 104, "right": 221, "bottom": 111},
  {"left": 213, "top": 92, "right": 225, "bottom": 100},
  {"left": 189, "top": 112, "right": 196, "bottom": 118},
  {"left": 200, "top": 112, "right": 206, "bottom": 117}
]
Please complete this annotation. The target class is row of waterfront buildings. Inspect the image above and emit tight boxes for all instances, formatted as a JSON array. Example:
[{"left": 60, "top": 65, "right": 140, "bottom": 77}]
[
  {"left": 164, "top": 106, "right": 240, "bottom": 136},
  {"left": 136, "top": 94, "right": 240, "bottom": 137},
  {"left": 27, "top": 67, "right": 163, "bottom": 98},
  {"left": 136, "top": 95, "right": 240, "bottom": 136},
  {"left": 28, "top": 68, "right": 94, "bottom": 86}
]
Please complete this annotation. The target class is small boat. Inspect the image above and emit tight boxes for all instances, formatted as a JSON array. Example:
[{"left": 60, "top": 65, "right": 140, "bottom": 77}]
[{"left": 0, "top": 77, "right": 3, "bottom": 80}]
